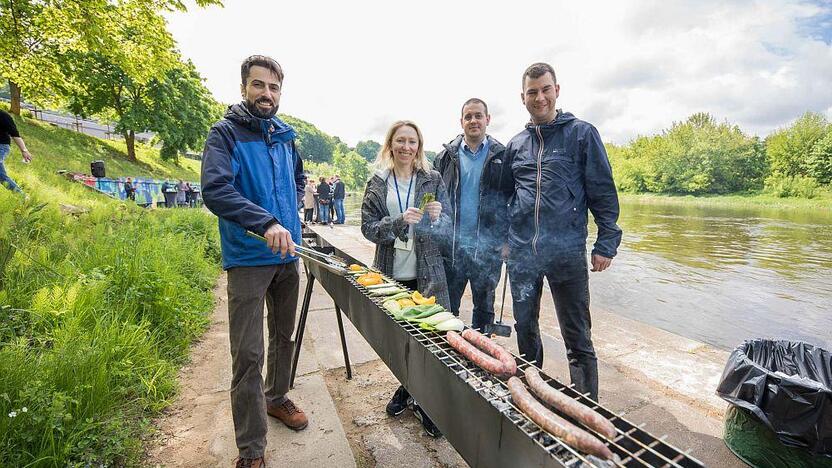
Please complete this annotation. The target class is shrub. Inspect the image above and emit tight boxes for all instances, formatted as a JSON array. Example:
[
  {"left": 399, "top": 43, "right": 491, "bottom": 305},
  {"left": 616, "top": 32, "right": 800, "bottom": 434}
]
[{"left": 763, "top": 174, "right": 820, "bottom": 198}]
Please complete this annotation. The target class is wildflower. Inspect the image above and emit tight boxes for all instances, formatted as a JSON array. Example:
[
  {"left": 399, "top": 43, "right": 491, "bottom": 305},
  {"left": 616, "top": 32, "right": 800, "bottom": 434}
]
[
  {"left": 21, "top": 407, "right": 27, "bottom": 413},
  {"left": 8, "top": 411, "right": 16, "bottom": 418}
]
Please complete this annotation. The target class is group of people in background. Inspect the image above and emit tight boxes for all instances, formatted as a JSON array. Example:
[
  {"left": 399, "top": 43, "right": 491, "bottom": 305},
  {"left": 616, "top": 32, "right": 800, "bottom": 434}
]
[
  {"left": 201, "top": 56, "right": 622, "bottom": 468},
  {"left": 302, "top": 174, "right": 346, "bottom": 225},
  {"left": 160, "top": 179, "right": 200, "bottom": 208}
]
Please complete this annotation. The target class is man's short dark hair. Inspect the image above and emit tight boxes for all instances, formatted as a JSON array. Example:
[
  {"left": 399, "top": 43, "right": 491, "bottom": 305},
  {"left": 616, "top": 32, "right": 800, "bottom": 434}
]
[
  {"left": 241, "top": 55, "right": 284, "bottom": 87},
  {"left": 522, "top": 62, "right": 557, "bottom": 88},
  {"left": 461, "top": 98, "right": 488, "bottom": 116}
]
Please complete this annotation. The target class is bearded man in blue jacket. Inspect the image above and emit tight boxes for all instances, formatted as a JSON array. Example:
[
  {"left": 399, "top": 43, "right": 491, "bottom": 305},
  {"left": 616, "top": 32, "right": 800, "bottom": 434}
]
[
  {"left": 201, "top": 55, "right": 307, "bottom": 468},
  {"left": 501, "top": 63, "right": 622, "bottom": 402}
]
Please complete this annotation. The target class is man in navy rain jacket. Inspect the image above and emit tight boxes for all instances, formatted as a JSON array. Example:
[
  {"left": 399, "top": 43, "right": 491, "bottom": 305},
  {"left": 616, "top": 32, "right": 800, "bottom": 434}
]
[
  {"left": 501, "top": 63, "right": 622, "bottom": 402},
  {"left": 201, "top": 55, "right": 307, "bottom": 468}
]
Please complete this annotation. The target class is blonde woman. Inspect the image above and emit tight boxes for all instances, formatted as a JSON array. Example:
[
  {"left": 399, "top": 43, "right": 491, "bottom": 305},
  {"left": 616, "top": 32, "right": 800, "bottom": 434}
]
[{"left": 360, "top": 120, "right": 450, "bottom": 438}]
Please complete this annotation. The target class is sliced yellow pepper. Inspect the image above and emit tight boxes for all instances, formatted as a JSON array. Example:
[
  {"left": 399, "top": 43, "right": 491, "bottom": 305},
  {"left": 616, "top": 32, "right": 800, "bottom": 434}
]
[{"left": 412, "top": 291, "right": 436, "bottom": 305}]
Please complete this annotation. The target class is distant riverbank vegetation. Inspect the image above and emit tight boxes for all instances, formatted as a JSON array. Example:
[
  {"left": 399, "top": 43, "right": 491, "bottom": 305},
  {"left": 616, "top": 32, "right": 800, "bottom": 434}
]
[{"left": 606, "top": 112, "right": 832, "bottom": 199}]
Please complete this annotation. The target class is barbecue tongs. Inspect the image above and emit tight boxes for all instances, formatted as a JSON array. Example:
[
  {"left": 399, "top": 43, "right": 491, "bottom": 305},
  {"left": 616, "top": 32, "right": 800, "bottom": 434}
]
[{"left": 245, "top": 230, "right": 347, "bottom": 275}]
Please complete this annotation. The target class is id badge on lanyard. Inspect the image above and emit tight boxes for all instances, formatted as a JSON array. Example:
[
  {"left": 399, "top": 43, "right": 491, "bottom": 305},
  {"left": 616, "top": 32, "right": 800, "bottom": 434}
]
[{"left": 393, "top": 170, "right": 414, "bottom": 252}]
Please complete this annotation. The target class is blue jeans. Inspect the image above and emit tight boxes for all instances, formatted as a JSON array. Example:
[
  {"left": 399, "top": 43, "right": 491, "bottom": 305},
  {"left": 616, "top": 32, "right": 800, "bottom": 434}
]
[
  {"left": 334, "top": 198, "right": 345, "bottom": 224},
  {"left": 319, "top": 201, "right": 330, "bottom": 223},
  {"left": 507, "top": 249, "right": 598, "bottom": 400},
  {"left": 0, "top": 145, "right": 22, "bottom": 193},
  {"left": 444, "top": 247, "right": 503, "bottom": 330}
]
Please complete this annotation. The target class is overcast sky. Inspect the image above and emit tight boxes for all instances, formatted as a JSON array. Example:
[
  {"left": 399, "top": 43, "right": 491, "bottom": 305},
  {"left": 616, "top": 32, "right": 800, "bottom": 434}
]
[{"left": 165, "top": 0, "right": 832, "bottom": 151}]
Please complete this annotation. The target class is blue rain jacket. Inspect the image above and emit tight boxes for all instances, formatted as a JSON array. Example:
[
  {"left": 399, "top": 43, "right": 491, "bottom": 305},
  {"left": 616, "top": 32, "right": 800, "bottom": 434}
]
[{"left": 201, "top": 103, "right": 305, "bottom": 269}]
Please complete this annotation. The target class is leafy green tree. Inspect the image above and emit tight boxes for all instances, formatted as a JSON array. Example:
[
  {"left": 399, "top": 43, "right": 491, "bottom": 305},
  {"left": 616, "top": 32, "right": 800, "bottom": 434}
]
[
  {"left": 425, "top": 150, "right": 437, "bottom": 165},
  {"left": 355, "top": 139, "right": 381, "bottom": 162},
  {"left": 332, "top": 147, "right": 371, "bottom": 191},
  {"left": 281, "top": 115, "right": 335, "bottom": 163},
  {"left": 0, "top": 0, "right": 221, "bottom": 116},
  {"left": 765, "top": 112, "right": 829, "bottom": 179},
  {"left": 0, "top": 0, "right": 70, "bottom": 114},
  {"left": 148, "top": 60, "right": 224, "bottom": 162},
  {"left": 807, "top": 130, "right": 832, "bottom": 185}
]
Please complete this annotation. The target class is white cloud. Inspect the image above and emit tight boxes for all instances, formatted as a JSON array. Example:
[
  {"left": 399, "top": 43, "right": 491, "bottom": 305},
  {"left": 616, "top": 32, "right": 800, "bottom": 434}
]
[{"left": 165, "top": 0, "right": 832, "bottom": 147}]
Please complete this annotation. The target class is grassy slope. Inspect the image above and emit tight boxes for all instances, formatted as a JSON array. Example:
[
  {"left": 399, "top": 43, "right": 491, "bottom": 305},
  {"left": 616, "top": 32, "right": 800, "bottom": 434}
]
[
  {"left": 0, "top": 110, "right": 221, "bottom": 466},
  {"left": 2, "top": 105, "right": 201, "bottom": 206}
]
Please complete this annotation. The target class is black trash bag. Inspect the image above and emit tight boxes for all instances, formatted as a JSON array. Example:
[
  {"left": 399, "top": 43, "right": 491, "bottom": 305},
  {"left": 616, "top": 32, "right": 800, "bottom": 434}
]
[{"left": 716, "top": 339, "right": 832, "bottom": 456}]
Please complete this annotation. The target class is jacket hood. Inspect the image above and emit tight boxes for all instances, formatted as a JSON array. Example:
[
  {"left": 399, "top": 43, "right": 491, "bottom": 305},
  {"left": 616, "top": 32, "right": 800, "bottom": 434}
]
[{"left": 225, "top": 102, "right": 296, "bottom": 144}]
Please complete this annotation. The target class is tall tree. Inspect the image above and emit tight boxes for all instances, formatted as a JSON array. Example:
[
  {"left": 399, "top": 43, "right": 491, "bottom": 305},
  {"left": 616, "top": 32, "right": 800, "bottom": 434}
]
[
  {"left": 765, "top": 112, "right": 829, "bottom": 179},
  {"left": 147, "top": 60, "right": 224, "bottom": 162},
  {"left": 355, "top": 139, "right": 381, "bottom": 162}
]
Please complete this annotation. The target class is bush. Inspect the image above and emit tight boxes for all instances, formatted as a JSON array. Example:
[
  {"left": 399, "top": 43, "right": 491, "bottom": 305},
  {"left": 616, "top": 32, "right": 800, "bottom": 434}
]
[
  {"left": 807, "top": 131, "right": 832, "bottom": 185},
  {"left": 0, "top": 190, "right": 220, "bottom": 466},
  {"left": 763, "top": 174, "right": 820, "bottom": 198}
]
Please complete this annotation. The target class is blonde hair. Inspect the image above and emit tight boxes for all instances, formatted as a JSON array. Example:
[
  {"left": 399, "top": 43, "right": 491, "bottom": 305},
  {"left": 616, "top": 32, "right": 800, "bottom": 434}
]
[{"left": 375, "top": 120, "right": 430, "bottom": 172}]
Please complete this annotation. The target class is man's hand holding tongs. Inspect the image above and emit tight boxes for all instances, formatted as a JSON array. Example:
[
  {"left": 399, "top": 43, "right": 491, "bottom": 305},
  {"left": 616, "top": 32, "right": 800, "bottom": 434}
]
[{"left": 264, "top": 223, "right": 296, "bottom": 258}]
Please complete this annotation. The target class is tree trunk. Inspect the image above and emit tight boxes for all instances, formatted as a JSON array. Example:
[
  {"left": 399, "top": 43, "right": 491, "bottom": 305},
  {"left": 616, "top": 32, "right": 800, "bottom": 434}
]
[
  {"left": 9, "top": 80, "right": 21, "bottom": 116},
  {"left": 124, "top": 130, "right": 136, "bottom": 161}
]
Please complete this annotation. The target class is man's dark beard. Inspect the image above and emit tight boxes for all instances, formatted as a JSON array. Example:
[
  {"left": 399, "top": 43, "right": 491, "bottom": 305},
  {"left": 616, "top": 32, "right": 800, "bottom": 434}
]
[{"left": 245, "top": 98, "right": 278, "bottom": 119}]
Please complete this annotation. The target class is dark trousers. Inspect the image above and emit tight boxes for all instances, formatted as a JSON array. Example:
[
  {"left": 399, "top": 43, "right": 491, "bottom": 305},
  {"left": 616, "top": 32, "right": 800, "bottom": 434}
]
[
  {"left": 507, "top": 249, "right": 598, "bottom": 401},
  {"left": 304, "top": 208, "right": 313, "bottom": 222},
  {"left": 227, "top": 262, "right": 300, "bottom": 458},
  {"left": 445, "top": 248, "right": 503, "bottom": 331}
]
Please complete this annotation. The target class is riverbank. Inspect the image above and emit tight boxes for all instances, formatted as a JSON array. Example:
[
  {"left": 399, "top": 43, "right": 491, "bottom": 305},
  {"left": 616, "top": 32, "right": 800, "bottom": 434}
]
[{"left": 619, "top": 191, "right": 832, "bottom": 211}]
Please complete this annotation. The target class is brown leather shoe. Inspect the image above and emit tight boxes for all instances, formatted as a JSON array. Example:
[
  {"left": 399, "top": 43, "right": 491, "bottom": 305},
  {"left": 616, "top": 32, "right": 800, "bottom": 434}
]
[
  {"left": 234, "top": 457, "right": 266, "bottom": 468},
  {"left": 267, "top": 398, "right": 309, "bottom": 431}
]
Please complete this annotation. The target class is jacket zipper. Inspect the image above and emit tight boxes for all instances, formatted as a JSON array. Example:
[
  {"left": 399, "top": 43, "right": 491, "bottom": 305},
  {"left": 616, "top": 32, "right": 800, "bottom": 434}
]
[
  {"left": 472, "top": 139, "right": 495, "bottom": 263},
  {"left": 532, "top": 126, "right": 544, "bottom": 255},
  {"left": 451, "top": 155, "right": 459, "bottom": 267}
]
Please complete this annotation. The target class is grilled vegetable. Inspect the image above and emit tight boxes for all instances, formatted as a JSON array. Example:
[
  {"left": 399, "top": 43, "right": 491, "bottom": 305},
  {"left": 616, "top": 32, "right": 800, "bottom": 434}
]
[
  {"left": 419, "top": 193, "right": 435, "bottom": 211},
  {"left": 365, "top": 282, "right": 397, "bottom": 290},
  {"left": 421, "top": 317, "right": 465, "bottom": 332},
  {"left": 412, "top": 291, "right": 436, "bottom": 305},
  {"left": 383, "top": 300, "right": 401, "bottom": 315},
  {"left": 349, "top": 264, "right": 364, "bottom": 272},
  {"left": 369, "top": 287, "right": 407, "bottom": 297},
  {"left": 386, "top": 292, "right": 412, "bottom": 301},
  {"left": 400, "top": 304, "right": 444, "bottom": 321},
  {"left": 413, "top": 311, "right": 455, "bottom": 325},
  {"left": 397, "top": 298, "right": 416, "bottom": 307}
]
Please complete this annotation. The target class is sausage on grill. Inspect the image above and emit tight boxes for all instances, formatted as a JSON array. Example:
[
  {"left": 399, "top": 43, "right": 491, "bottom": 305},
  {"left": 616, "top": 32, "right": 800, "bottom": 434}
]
[
  {"left": 447, "top": 331, "right": 513, "bottom": 378},
  {"left": 525, "top": 368, "right": 617, "bottom": 440},
  {"left": 508, "top": 377, "right": 614, "bottom": 460},
  {"left": 460, "top": 328, "right": 517, "bottom": 377}
]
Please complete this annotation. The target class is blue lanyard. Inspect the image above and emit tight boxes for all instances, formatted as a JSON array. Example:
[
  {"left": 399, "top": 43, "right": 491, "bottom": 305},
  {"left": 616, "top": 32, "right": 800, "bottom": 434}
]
[{"left": 392, "top": 169, "right": 413, "bottom": 214}]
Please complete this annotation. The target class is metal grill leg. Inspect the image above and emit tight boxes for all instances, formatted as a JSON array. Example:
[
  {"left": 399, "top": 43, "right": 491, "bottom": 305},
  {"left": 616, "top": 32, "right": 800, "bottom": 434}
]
[
  {"left": 334, "top": 304, "right": 352, "bottom": 380},
  {"left": 289, "top": 272, "right": 315, "bottom": 389}
]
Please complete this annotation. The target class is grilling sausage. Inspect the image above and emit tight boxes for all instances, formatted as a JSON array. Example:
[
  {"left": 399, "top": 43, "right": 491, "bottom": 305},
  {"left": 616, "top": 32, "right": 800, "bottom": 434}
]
[
  {"left": 508, "top": 377, "right": 614, "bottom": 460},
  {"left": 525, "top": 368, "right": 617, "bottom": 440},
  {"left": 447, "top": 331, "right": 512, "bottom": 378},
  {"left": 460, "top": 329, "right": 517, "bottom": 377}
]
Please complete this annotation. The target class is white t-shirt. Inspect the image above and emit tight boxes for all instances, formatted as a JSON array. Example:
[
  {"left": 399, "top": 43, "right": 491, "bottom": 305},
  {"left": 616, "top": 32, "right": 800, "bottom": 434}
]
[{"left": 386, "top": 171, "right": 417, "bottom": 280}]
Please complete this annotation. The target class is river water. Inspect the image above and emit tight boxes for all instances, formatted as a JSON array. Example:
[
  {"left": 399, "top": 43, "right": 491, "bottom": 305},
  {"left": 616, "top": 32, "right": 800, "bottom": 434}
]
[{"left": 342, "top": 195, "right": 832, "bottom": 351}]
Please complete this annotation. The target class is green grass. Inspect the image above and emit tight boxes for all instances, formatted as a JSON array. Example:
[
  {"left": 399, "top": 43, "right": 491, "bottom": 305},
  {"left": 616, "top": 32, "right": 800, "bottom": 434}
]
[
  {"left": 619, "top": 191, "right": 832, "bottom": 211},
  {"left": 0, "top": 110, "right": 221, "bottom": 466}
]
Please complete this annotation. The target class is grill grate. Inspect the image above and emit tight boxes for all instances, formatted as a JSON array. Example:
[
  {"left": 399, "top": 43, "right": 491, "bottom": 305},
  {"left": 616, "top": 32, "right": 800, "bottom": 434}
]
[{"left": 303, "top": 234, "right": 705, "bottom": 468}]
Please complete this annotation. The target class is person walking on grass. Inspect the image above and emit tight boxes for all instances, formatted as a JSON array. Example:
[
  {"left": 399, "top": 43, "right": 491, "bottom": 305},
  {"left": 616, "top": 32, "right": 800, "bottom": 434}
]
[
  {"left": 0, "top": 109, "right": 33, "bottom": 195},
  {"left": 201, "top": 55, "right": 308, "bottom": 468}
]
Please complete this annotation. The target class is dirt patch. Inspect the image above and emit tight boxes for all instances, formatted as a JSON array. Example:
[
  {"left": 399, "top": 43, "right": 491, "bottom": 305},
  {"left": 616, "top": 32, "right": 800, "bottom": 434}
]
[{"left": 322, "top": 360, "right": 467, "bottom": 468}]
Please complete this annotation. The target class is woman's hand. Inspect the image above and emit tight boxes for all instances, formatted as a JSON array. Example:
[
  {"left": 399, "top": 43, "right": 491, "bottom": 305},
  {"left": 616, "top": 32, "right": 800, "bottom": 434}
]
[
  {"left": 402, "top": 207, "right": 423, "bottom": 225},
  {"left": 425, "top": 201, "right": 442, "bottom": 222}
]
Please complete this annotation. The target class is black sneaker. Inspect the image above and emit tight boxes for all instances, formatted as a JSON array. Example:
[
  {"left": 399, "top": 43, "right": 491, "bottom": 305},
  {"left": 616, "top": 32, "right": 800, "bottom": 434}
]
[
  {"left": 412, "top": 403, "right": 442, "bottom": 438},
  {"left": 385, "top": 386, "right": 412, "bottom": 416}
]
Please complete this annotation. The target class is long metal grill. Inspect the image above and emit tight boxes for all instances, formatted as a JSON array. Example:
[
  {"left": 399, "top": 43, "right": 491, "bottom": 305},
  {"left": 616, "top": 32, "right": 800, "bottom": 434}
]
[{"left": 302, "top": 231, "right": 706, "bottom": 468}]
